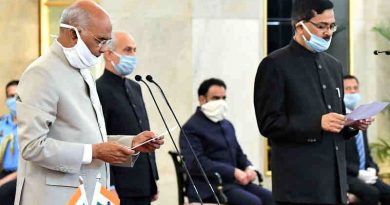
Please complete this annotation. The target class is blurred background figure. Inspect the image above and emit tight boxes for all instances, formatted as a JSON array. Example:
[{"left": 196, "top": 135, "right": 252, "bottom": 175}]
[
  {"left": 344, "top": 75, "right": 390, "bottom": 205},
  {"left": 180, "top": 78, "right": 274, "bottom": 205},
  {"left": 0, "top": 80, "right": 19, "bottom": 205}
]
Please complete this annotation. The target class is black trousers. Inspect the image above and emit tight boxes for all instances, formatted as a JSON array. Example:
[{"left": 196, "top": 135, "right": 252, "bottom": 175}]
[
  {"left": 276, "top": 202, "right": 344, "bottom": 205},
  {"left": 200, "top": 183, "right": 275, "bottom": 205},
  {"left": 0, "top": 171, "right": 17, "bottom": 205},
  {"left": 348, "top": 177, "right": 390, "bottom": 205}
]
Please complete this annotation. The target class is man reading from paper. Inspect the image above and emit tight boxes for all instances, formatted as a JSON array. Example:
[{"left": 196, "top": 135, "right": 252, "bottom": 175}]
[{"left": 14, "top": 1, "right": 163, "bottom": 204}]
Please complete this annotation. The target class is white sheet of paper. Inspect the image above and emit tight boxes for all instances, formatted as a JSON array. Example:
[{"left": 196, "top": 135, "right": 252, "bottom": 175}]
[
  {"left": 346, "top": 101, "right": 389, "bottom": 125},
  {"left": 129, "top": 125, "right": 178, "bottom": 150}
]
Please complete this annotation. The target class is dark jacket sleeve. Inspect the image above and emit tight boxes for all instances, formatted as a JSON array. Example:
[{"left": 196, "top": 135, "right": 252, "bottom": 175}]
[
  {"left": 229, "top": 123, "right": 251, "bottom": 170},
  {"left": 254, "top": 57, "right": 322, "bottom": 143},
  {"left": 180, "top": 125, "right": 236, "bottom": 181},
  {"left": 364, "top": 131, "right": 379, "bottom": 172}
]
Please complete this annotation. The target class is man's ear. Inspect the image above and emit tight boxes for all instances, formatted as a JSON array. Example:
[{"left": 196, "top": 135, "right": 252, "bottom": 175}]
[
  {"left": 295, "top": 22, "right": 304, "bottom": 35},
  {"left": 199, "top": 95, "right": 207, "bottom": 105},
  {"left": 70, "top": 29, "right": 78, "bottom": 40},
  {"left": 104, "top": 50, "right": 113, "bottom": 61}
]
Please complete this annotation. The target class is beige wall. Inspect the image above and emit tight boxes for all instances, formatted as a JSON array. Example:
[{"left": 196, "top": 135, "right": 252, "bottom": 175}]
[
  {"left": 0, "top": 0, "right": 39, "bottom": 114},
  {"left": 350, "top": 0, "right": 390, "bottom": 144}
]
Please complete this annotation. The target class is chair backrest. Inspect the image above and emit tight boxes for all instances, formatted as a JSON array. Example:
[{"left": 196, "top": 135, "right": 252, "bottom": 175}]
[
  {"left": 168, "top": 150, "right": 188, "bottom": 205},
  {"left": 168, "top": 151, "right": 229, "bottom": 205}
]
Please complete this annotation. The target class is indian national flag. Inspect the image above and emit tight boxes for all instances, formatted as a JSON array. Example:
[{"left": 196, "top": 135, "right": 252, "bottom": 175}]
[
  {"left": 67, "top": 183, "right": 89, "bottom": 205},
  {"left": 91, "top": 181, "right": 120, "bottom": 205}
]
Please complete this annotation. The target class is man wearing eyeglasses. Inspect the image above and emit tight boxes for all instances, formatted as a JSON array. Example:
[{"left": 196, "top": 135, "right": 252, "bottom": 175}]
[
  {"left": 254, "top": 0, "right": 372, "bottom": 205},
  {"left": 14, "top": 1, "right": 163, "bottom": 204}
]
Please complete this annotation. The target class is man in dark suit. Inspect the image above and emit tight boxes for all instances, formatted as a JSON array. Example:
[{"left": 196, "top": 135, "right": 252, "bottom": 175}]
[
  {"left": 97, "top": 31, "right": 159, "bottom": 205},
  {"left": 254, "top": 0, "right": 373, "bottom": 204},
  {"left": 343, "top": 75, "right": 390, "bottom": 205},
  {"left": 179, "top": 78, "right": 274, "bottom": 205}
]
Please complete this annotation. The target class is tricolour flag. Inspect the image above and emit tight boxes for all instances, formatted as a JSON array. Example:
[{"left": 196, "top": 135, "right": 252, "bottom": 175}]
[
  {"left": 67, "top": 183, "right": 89, "bottom": 205},
  {"left": 91, "top": 181, "right": 120, "bottom": 205}
]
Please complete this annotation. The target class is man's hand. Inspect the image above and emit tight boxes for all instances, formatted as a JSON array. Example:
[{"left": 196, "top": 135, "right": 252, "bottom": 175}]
[
  {"left": 245, "top": 168, "right": 257, "bottom": 182},
  {"left": 350, "top": 118, "right": 374, "bottom": 131},
  {"left": 234, "top": 168, "right": 250, "bottom": 185},
  {"left": 92, "top": 142, "right": 135, "bottom": 164},
  {"left": 321, "top": 112, "right": 346, "bottom": 133},
  {"left": 151, "top": 187, "right": 159, "bottom": 202},
  {"left": 132, "top": 131, "right": 164, "bottom": 153}
]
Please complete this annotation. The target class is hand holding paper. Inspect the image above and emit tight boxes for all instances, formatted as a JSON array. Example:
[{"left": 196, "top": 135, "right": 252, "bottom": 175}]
[
  {"left": 130, "top": 126, "right": 177, "bottom": 152},
  {"left": 346, "top": 101, "right": 388, "bottom": 127}
]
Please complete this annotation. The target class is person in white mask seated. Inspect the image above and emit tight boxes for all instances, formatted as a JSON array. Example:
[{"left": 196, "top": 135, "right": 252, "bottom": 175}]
[
  {"left": 343, "top": 75, "right": 390, "bottom": 205},
  {"left": 179, "top": 78, "right": 274, "bottom": 205}
]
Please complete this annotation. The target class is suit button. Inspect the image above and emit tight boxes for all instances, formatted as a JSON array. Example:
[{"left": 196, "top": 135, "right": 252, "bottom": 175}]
[
  {"left": 328, "top": 105, "right": 332, "bottom": 110},
  {"left": 322, "top": 84, "right": 327, "bottom": 89},
  {"left": 318, "top": 64, "right": 322, "bottom": 69},
  {"left": 132, "top": 104, "right": 136, "bottom": 108},
  {"left": 139, "top": 120, "right": 142, "bottom": 124},
  {"left": 335, "top": 145, "right": 339, "bottom": 151}
]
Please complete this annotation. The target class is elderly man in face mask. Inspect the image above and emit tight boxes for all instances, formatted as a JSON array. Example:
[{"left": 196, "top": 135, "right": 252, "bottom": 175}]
[
  {"left": 15, "top": 1, "right": 163, "bottom": 204},
  {"left": 343, "top": 75, "right": 390, "bottom": 205},
  {"left": 0, "top": 80, "right": 19, "bottom": 205},
  {"left": 96, "top": 32, "right": 159, "bottom": 205}
]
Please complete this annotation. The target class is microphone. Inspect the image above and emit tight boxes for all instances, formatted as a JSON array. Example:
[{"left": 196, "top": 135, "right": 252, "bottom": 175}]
[
  {"left": 134, "top": 75, "right": 204, "bottom": 204},
  {"left": 145, "top": 75, "right": 221, "bottom": 205},
  {"left": 374, "top": 50, "right": 390, "bottom": 55}
]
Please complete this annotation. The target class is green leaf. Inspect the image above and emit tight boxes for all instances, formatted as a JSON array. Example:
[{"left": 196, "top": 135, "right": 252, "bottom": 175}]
[{"left": 373, "top": 24, "right": 390, "bottom": 41}]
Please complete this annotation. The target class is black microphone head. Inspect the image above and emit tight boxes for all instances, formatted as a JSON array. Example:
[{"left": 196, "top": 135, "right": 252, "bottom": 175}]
[
  {"left": 135, "top": 75, "right": 142, "bottom": 81},
  {"left": 146, "top": 75, "right": 154, "bottom": 82},
  {"left": 374, "top": 50, "right": 379, "bottom": 55}
]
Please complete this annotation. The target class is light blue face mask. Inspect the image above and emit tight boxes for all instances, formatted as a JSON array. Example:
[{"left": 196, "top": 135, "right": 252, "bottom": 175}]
[
  {"left": 344, "top": 93, "right": 362, "bottom": 110},
  {"left": 111, "top": 52, "right": 137, "bottom": 76},
  {"left": 300, "top": 22, "right": 332, "bottom": 53},
  {"left": 6, "top": 97, "right": 16, "bottom": 117}
]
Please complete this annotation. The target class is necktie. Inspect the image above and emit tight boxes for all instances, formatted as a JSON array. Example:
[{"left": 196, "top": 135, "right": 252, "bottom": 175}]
[
  {"left": 79, "top": 69, "right": 107, "bottom": 142},
  {"left": 355, "top": 131, "right": 366, "bottom": 170}
]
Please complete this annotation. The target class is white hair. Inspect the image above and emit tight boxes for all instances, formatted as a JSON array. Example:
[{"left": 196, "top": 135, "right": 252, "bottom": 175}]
[{"left": 60, "top": 6, "right": 91, "bottom": 28}]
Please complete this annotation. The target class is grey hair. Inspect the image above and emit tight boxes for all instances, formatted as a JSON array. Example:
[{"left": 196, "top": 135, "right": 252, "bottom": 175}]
[
  {"left": 60, "top": 6, "right": 91, "bottom": 28},
  {"left": 106, "top": 32, "right": 117, "bottom": 51}
]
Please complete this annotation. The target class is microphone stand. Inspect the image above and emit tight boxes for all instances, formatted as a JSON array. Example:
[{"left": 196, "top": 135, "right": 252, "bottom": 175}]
[
  {"left": 373, "top": 50, "right": 390, "bottom": 55},
  {"left": 145, "top": 75, "right": 221, "bottom": 205},
  {"left": 134, "top": 75, "right": 204, "bottom": 205}
]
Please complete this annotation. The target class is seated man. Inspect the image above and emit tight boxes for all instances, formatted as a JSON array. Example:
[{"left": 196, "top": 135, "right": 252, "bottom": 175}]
[
  {"left": 344, "top": 75, "right": 390, "bottom": 205},
  {"left": 179, "top": 78, "right": 274, "bottom": 205},
  {"left": 0, "top": 80, "right": 19, "bottom": 205}
]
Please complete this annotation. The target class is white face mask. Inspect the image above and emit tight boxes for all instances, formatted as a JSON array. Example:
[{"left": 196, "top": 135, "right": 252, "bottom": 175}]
[
  {"left": 201, "top": 99, "right": 228, "bottom": 123},
  {"left": 58, "top": 23, "right": 98, "bottom": 69}
]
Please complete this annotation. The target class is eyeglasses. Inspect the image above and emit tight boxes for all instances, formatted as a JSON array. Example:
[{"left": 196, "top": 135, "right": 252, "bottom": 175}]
[
  {"left": 308, "top": 21, "right": 338, "bottom": 32},
  {"left": 84, "top": 29, "right": 111, "bottom": 48}
]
